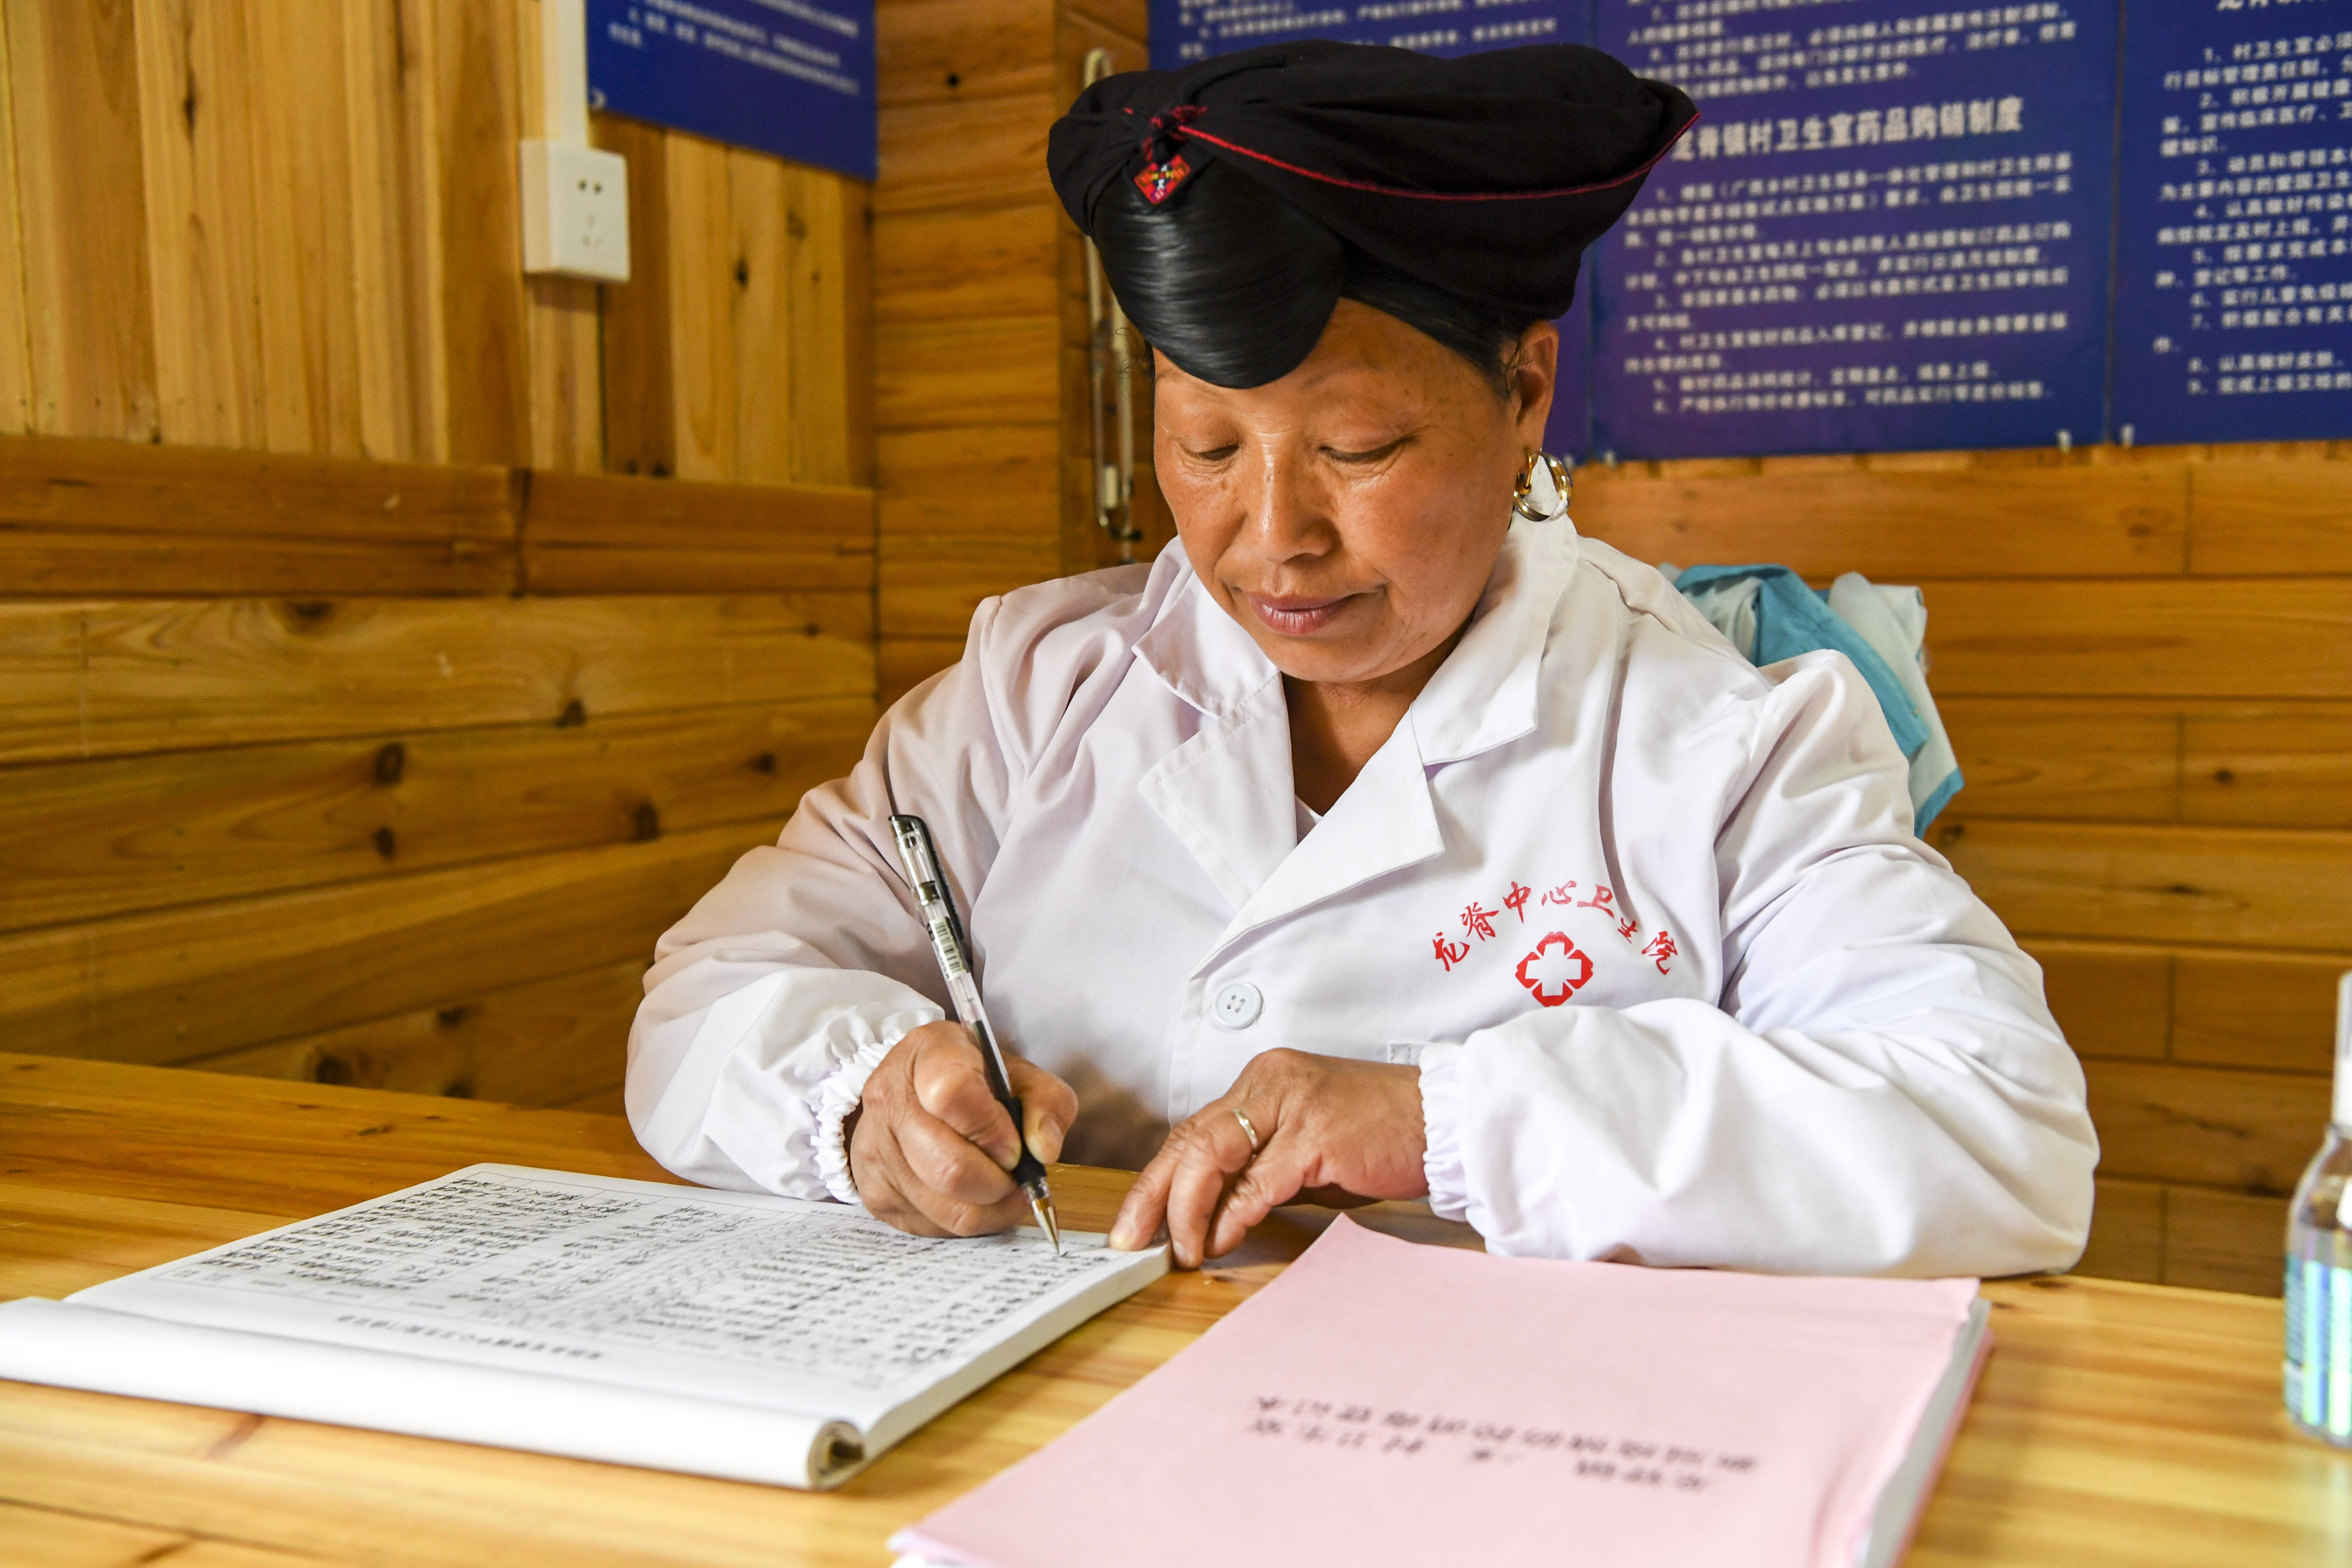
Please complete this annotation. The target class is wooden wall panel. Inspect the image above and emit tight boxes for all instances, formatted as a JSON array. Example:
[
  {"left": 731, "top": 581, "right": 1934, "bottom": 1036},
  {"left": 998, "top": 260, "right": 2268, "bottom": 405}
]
[
  {"left": 2164, "top": 1188, "right": 2290, "bottom": 1295},
  {"left": 426, "top": 0, "right": 528, "bottom": 467},
  {"left": 2028, "top": 939, "right": 2171, "bottom": 1063},
  {"left": 524, "top": 275, "right": 604, "bottom": 474},
  {"left": 245, "top": 0, "right": 363, "bottom": 459},
  {"left": 0, "top": 823, "right": 762, "bottom": 1067},
  {"left": 2084, "top": 1059, "right": 2330, "bottom": 1195},
  {"left": 730, "top": 150, "right": 795, "bottom": 487},
  {"left": 2027, "top": 935, "right": 2342, "bottom": 1293},
  {"left": 1576, "top": 457, "right": 2189, "bottom": 580},
  {"left": 877, "top": 313, "right": 1062, "bottom": 432},
  {"left": 132, "top": 0, "right": 265, "bottom": 449},
  {"left": 191, "top": 959, "right": 653, "bottom": 1108},
  {"left": 0, "top": 698, "right": 869, "bottom": 931},
  {"left": 2181, "top": 707, "right": 2352, "bottom": 829},
  {"left": 873, "top": 0, "right": 1070, "bottom": 702},
  {"left": 594, "top": 113, "right": 676, "bottom": 478},
  {"left": 2188, "top": 452, "right": 2352, "bottom": 575},
  {"left": 0, "top": 592, "right": 872, "bottom": 765},
  {"left": 1920, "top": 577, "right": 2352, "bottom": 699},
  {"left": 874, "top": 204, "right": 1059, "bottom": 327},
  {"left": 5, "top": 0, "right": 159, "bottom": 440},
  {"left": 590, "top": 116, "right": 868, "bottom": 490},
  {"left": 0, "top": 433, "right": 516, "bottom": 596},
  {"left": 1937, "top": 820, "right": 2352, "bottom": 951},
  {"left": 520, "top": 468, "right": 874, "bottom": 593},
  {"left": 1939, "top": 699, "right": 2181, "bottom": 822},
  {"left": 877, "top": 0, "right": 1055, "bottom": 107},
  {"left": 1936, "top": 697, "right": 2352, "bottom": 830},
  {"left": 2170, "top": 950, "right": 2348, "bottom": 1075},
  {"left": 346, "top": 0, "right": 451, "bottom": 467},
  {"left": 2079, "top": 1179, "right": 2165, "bottom": 1284},
  {"left": 0, "top": 14, "right": 30, "bottom": 434},
  {"left": 0, "top": 528, "right": 515, "bottom": 599},
  {"left": 665, "top": 133, "right": 739, "bottom": 482},
  {"left": 881, "top": 534, "right": 1063, "bottom": 639},
  {"left": 0, "top": 0, "right": 877, "bottom": 1122},
  {"left": 879, "top": 424, "right": 1061, "bottom": 539},
  {"left": 874, "top": 92, "right": 1056, "bottom": 215},
  {"left": 511, "top": 0, "right": 599, "bottom": 474},
  {"left": 787, "top": 165, "right": 870, "bottom": 487}
]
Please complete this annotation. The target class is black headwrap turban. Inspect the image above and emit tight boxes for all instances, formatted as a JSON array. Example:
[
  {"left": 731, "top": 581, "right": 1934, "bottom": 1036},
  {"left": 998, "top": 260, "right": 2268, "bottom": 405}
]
[{"left": 1048, "top": 41, "right": 1697, "bottom": 388}]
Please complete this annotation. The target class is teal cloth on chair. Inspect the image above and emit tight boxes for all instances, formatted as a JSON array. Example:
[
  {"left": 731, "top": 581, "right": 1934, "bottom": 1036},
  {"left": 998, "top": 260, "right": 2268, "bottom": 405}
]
[{"left": 1668, "top": 564, "right": 1960, "bottom": 834}]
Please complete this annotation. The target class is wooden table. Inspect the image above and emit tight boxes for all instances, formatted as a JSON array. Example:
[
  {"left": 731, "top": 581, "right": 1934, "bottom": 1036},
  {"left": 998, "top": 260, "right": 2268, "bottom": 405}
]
[{"left": 2, "top": 1053, "right": 2345, "bottom": 1568}]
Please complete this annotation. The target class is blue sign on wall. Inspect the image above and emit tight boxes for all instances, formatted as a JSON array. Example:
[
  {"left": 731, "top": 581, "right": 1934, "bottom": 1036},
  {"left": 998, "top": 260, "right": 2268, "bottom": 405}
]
[
  {"left": 2110, "top": 0, "right": 2352, "bottom": 446},
  {"left": 1590, "top": 0, "right": 2119, "bottom": 459},
  {"left": 1151, "top": 0, "right": 1591, "bottom": 66},
  {"left": 589, "top": 0, "right": 876, "bottom": 181}
]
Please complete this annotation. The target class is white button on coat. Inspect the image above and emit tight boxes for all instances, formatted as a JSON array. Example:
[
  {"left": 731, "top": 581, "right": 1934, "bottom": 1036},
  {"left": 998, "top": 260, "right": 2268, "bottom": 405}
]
[
  {"left": 626, "top": 519, "right": 2097, "bottom": 1279},
  {"left": 1212, "top": 982, "right": 1263, "bottom": 1030}
]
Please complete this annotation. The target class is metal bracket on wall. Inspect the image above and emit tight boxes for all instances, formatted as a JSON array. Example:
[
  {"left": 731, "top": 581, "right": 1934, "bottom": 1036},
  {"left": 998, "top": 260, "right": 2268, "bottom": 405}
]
[{"left": 1083, "top": 49, "right": 1143, "bottom": 563}]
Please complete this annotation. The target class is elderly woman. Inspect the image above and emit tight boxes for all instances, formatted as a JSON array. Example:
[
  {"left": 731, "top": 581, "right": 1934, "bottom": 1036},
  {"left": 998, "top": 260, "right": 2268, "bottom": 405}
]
[{"left": 627, "top": 42, "right": 2097, "bottom": 1277}]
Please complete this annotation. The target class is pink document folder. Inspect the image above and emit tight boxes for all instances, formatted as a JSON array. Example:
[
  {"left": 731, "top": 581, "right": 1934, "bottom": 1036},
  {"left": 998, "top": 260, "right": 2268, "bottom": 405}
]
[{"left": 893, "top": 1216, "right": 1989, "bottom": 1568}]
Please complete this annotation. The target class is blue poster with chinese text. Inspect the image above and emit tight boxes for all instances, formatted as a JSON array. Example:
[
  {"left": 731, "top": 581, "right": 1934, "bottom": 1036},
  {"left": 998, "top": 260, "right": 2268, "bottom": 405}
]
[
  {"left": 2110, "top": 0, "right": 2352, "bottom": 445},
  {"left": 589, "top": 0, "right": 876, "bottom": 182},
  {"left": 1590, "top": 0, "right": 2118, "bottom": 458},
  {"left": 1151, "top": 0, "right": 1591, "bottom": 65}
]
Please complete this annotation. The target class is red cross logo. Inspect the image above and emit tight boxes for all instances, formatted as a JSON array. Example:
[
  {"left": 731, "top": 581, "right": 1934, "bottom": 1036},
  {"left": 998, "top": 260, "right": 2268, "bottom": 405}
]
[{"left": 1515, "top": 932, "right": 1593, "bottom": 1008}]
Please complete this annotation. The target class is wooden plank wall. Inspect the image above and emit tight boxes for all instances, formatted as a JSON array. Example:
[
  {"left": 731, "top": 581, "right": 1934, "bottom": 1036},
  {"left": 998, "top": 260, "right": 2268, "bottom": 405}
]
[
  {"left": 0, "top": 0, "right": 875, "bottom": 1115},
  {"left": 871, "top": 0, "right": 1170, "bottom": 705},
  {"left": 874, "top": 0, "right": 1063, "bottom": 702},
  {"left": 1578, "top": 444, "right": 2352, "bottom": 1296}
]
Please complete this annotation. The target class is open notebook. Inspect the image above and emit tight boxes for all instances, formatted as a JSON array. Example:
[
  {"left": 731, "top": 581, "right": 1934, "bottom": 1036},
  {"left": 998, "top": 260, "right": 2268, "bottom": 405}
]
[
  {"left": 895, "top": 1216, "right": 1988, "bottom": 1568},
  {"left": 0, "top": 1164, "right": 1166, "bottom": 1488}
]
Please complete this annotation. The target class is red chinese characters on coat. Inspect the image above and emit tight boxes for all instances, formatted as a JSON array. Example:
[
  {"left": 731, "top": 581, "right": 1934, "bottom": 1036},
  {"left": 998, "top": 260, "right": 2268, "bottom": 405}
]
[
  {"left": 1426, "top": 871, "right": 1669, "bottom": 985},
  {"left": 1515, "top": 932, "right": 1594, "bottom": 1007}
]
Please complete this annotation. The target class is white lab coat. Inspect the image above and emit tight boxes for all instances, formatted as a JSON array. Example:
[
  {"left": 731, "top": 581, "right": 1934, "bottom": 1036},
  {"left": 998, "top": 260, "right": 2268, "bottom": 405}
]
[{"left": 628, "top": 517, "right": 2096, "bottom": 1277}]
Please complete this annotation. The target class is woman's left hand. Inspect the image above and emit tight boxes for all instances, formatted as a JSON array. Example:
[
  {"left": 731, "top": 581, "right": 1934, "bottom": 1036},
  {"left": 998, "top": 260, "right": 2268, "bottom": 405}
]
[{"left": 1108, "top": 1049, "right": 1429, "bottom": 1267}]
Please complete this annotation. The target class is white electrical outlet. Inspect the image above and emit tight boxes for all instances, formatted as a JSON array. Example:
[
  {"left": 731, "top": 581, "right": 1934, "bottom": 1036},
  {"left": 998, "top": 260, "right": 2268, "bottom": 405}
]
[{"left": 520, "top": 139, "right": 630, "bottom": 283}]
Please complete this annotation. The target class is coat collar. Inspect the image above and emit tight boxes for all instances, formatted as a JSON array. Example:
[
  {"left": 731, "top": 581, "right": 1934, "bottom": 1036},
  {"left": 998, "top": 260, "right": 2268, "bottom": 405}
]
[
  {"left": 1132, "top": 518, "right": 1580, "bottom": 740},
  {"left": 1131, "top": 520, "right": 1584, "bottom": 946},
  {"left": 1407, "top": 517, "right": 1579, "bottom": 766}
]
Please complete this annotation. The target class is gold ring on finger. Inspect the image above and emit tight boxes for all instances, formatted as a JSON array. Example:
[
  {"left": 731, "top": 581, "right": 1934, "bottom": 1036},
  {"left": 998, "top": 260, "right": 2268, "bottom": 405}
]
[{"left": 1232, "top": 1107, "right": 1260, "bottom": 1154}]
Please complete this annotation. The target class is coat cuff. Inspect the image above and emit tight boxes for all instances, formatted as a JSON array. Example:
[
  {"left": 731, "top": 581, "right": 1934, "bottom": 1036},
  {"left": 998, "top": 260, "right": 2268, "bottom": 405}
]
[
  {"left": 812, "top": 1037, "right": 895, "bottom": 1205},
  {"left": 1416, "top": 1043, "right": 1471, "bottom": 1222}
]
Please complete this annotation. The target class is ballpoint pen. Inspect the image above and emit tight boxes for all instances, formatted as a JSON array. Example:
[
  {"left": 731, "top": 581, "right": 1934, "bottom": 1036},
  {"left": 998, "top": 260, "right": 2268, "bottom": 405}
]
[{"left": 888, "top": 814, "right": 1063, "bottom": 1254}]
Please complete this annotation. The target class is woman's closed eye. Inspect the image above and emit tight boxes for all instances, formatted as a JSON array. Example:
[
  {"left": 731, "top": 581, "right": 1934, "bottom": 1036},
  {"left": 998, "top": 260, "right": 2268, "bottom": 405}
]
[{"left": 1321, "top": 435, "right": 1410, "bottom": 466}]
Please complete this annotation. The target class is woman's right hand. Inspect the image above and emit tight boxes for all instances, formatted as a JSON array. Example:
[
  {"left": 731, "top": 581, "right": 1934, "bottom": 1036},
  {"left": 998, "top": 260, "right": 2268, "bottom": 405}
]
[{"left": 846, "top": 1021, "right": 1076, "bottom": 1236}]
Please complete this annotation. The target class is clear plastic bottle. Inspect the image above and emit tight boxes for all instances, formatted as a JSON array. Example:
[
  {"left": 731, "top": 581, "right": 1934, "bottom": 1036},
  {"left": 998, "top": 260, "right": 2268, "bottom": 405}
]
[{"left": 2284, "top": 971, "right": 2352, "bottom": 1445}]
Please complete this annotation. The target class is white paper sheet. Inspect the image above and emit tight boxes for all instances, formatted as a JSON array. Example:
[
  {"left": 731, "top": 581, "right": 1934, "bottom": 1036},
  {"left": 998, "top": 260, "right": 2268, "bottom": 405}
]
[
  {"left": 7, "top": 1164, "right": 1167, "bottom": 1483},
  {"left": 0, "top": 1297, "right": 858, "bottom": 1487}
]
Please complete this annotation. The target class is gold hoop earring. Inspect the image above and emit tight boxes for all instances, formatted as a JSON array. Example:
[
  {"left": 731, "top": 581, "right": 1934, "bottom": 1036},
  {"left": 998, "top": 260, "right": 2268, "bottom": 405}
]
[{"left": 1512, "top": 452, "right": 1573, "bottom": 522}]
